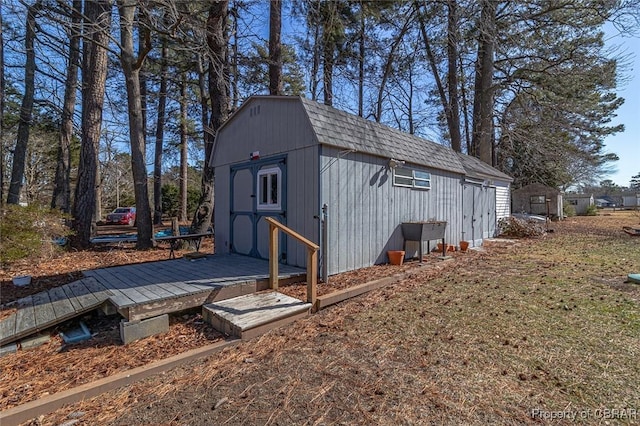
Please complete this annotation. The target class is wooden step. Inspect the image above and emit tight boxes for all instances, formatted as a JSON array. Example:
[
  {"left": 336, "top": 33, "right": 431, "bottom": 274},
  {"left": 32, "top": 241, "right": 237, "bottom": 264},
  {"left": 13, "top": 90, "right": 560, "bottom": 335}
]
[{"left": 202, "top": 292, "right": 311, "bottom": 340}]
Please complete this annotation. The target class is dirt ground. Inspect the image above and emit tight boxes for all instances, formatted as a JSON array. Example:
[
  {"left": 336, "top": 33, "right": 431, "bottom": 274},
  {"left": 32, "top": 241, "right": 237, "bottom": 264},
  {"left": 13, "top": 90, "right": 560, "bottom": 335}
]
[{"left": 2, "top": 211, "right": 640, "bottom": 425}]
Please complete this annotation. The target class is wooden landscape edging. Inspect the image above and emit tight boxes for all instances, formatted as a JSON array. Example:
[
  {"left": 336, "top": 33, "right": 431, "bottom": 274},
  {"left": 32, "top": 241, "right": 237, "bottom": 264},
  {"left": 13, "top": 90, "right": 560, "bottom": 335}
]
[
  {"left": 315, "top": 269, "right": 417, "bottom": 311},
  {"left": 1, "top": 265, "right": 421, "bottom": 425},
  {"left": 0, "top": 338, "right": 240, "bottom": 426}
]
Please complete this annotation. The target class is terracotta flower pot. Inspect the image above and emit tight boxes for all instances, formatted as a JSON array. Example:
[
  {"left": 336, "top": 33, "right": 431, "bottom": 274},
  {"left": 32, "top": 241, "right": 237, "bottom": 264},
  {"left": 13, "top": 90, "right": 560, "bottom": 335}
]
[
  {"left": 387, "top": 250, "right": 405, "bottom": 265},
  {"left": 459, "top": 241, "right": 469, "bottom": 252},
  {"left": 437, "top": 243, "right": 455, "bottom": 253}
]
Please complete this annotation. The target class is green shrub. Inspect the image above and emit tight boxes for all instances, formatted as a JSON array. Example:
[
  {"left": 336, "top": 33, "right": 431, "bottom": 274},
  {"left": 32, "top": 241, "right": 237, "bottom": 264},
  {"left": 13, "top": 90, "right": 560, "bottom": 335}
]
[
  {"left": 585, "top": 204, "right": 598, "bottom": 216},
  {"left": 563, "top": 201, "right": 576, "bottom": 217},
  {"left": 0, "top": 204, "right": 73, "bottom": 266},
  {"left": 161, "top": 184, "right": 202, "bottom": 219}
]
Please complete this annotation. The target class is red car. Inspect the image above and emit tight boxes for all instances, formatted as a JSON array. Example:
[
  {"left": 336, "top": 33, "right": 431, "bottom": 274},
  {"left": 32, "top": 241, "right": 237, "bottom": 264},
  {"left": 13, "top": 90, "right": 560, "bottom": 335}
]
[{"left": 106, "top": 207, "right": 136, "bottom": 226}]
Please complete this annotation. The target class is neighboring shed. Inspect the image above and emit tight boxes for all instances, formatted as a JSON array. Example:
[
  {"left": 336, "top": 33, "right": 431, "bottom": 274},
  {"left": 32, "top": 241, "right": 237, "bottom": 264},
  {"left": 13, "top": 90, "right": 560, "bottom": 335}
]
[
  {"left": 564, "top": 193, "right": 594, "bottom": 215},
  {"left": 595, "top": 195, "right": 620, "bottom": 208},
  {"left": 622, "top": 193, "right": 640, "bottom": 209},
  {"left": 211, "top": 96, "right": 512, "bottom": 275},
  {"left": 511, "top": 183, "right": 563, "bottom": 219}
]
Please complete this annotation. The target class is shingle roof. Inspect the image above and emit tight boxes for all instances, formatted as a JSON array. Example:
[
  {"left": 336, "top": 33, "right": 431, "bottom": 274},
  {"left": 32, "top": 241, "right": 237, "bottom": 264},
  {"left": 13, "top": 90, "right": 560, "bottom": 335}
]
[
  {"left": 299, "top": 97, "right": 467, "bottom": 175},
  {"left": 564, "top": 193, "right": 593, "bottom": 199},
  {"left": 455, "top": 152, "right": 513, "bottom": 182},
  {"left": 216, "top": 95, "right": 511, "bottom": 181}
]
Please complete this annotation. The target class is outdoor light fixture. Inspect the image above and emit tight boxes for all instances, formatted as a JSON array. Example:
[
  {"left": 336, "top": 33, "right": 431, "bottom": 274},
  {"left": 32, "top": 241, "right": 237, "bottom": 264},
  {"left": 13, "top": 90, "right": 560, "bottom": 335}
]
[{"left": 388, "top": 158, "right": 405, "bottom": 169}]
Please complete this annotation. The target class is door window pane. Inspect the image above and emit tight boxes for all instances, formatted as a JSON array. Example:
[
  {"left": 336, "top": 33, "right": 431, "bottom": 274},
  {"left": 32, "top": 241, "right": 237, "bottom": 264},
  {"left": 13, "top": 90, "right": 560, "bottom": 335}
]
[{"left": 257, "top": 167, "right": 281, "bottom": 211}]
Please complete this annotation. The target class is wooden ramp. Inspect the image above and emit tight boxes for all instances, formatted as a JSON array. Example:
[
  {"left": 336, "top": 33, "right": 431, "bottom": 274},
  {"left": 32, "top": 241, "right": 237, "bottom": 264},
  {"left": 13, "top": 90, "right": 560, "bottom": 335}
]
[
  {"left": 0, "top": 277, "right": 112, "bottom": 346},
  {"left": 202, "top": 292, "right": 312, "bottom": 340},
  {"left": 0, "top": 255, "right": 305, "bottom": 347}
]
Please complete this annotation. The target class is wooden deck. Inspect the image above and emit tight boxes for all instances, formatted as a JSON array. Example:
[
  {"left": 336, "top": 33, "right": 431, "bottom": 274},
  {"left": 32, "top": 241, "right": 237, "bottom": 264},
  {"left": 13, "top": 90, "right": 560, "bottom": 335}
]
[{"left": 0, "top": 254, "right": 305, "bottom": 346}]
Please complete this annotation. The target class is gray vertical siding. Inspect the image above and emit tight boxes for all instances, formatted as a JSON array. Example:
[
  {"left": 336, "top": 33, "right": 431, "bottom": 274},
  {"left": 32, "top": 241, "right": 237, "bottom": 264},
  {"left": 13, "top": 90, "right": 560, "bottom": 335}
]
[
  {"left": 212, "top": 98, "right": 318, "bottom": 166},
  {"left": 282, "top": 145, "right": 319, "bottom": 267},
  {"left": 320, "top": 146, "right": 464, "bottom": 275},
  {"left": 213, "top": 98, "right": 320, "bottom": 268},
  {"left": 214, "top": 96, "right": 508, "bottom": 276}
]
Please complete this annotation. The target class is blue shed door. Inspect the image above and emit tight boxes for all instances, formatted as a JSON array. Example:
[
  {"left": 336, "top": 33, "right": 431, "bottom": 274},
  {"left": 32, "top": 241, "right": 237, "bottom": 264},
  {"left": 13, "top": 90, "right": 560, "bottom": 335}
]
[{"left": 229, "top": 156, "right": 287, "bottom": 261}]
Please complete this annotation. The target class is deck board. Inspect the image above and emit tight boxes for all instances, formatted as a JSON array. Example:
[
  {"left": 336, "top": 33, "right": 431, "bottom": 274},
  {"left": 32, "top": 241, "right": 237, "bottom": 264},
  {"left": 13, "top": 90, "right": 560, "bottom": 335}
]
[
  {"left": 48, "top": 286, "right": 76, "bottom": 319},
  {"left": 81, "top": 277, "right": 114, "bottom": 300},
  {"left": 61, "top": 284, "right": 84, "bottom": 312},
  {"left": 148, "top": 264, "right": 206, "bottom": 294},
  {"left": 118, "top": 264, "right": 188, "bottom": 298},
  {"left": 89, "top": 269, "right": 150, "bottom": 306},
  {"left": 0, "top": 311, "right": 16, "bottom": 340},
  {"left": 14, "top": 296, "right": 36, "bottom": 336},
  {"left": 66, "top": 280, "right": 102, "bottom": 310},
  {"left": 1, "top": 254, "right": 306, "bottom": 346},
  {"left": 109, "top": 268, "right": 162, "bottom": 302},
  {"left": 32, "top": 291, "right": 56, "bottom": 328},
  {"left": 85, "top": 268, "right": 135, "bottom": 306}
]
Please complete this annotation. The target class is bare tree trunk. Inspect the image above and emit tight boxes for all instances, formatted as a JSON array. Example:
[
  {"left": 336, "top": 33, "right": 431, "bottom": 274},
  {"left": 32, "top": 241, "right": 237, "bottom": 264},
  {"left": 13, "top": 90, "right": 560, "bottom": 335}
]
[
  {"left": 358, "top": 0, "right": 365, "bottom": 117},
  {"left": 191, "top": 0, "right": 229, "bottom": 234},
  {"left": 418, "top": 2, "right": 461, "bottom": 151},
  {"left": 95, "top": 176, "right": 102, "bottom": 221},
  {"left": 138, "top": 23, "right": 149, "bottom": 147},
  {"left": 7, "top": 2, "right": 41, "bottom": 205},
  {"left": 153, "top": 37, "right": 168, "bottom": 225},
  {"left": 322, "top": 37, "right": 333, "bottom": 106},
  {"left": 471, "top": 0, "right": 496, "bottom": 164},
  {"left": 52, "top": 0, "right": 81, "bottom": 212},
  {"left": 408, "top": 65, "right": 414, "bottom": 134},
  {"left": 268, "top": 0, "right": 282, "bottom": 95},
  {"left": 230, "top": 2, "right": 239, "bottom": 109},
  {"left": 72, "top": 0, "right": 111, "bottom": 248},
  {"left": 117, "top": 0, "right": 153, "bottom": 249},
  {"left": 196, "top": 53, "right": 210, "bottom": 143},
  {"left": 179, "top": 72, "right": 188, "bottom": 222},
  {"left": 0, "top": 5, "right": 4, "bottom": 206},
  {"left": 376, "top": 9, "right": 413, "bottom": 122},
  {"left": 459, "top": 53, "right": 472, "bottom": 153},
  {"left": 311, "top": 18, "right": 320, "bottom": 101},
  {"left": 446, "top": 0, "right": 462, "bottom": 152}
]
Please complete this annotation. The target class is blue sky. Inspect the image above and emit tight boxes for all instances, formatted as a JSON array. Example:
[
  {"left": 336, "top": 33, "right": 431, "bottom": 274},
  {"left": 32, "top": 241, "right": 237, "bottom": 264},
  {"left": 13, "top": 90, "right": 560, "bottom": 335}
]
[{"left": 603, "top": 28, "right": 640, "bottom": 187}]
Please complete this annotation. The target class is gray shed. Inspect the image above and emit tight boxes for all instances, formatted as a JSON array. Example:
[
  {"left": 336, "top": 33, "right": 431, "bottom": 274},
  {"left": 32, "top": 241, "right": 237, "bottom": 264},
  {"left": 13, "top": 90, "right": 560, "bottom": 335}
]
[
  {"left": 211, "top": 96, "right": 512, "bottom": 275},
  {"left": 622, "top": 193, "right": 640, "bottom": 209},
  {"left": 564, "top": 193, "right": 594, "bottom": 215},
  {"left": 511, "top": 183, "right": 563, "bottom": 219}
]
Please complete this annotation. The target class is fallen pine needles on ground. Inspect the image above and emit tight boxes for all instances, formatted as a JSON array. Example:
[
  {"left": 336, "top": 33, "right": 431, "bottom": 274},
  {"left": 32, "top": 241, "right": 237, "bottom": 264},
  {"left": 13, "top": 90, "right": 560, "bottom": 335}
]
[{"left": 8, "top": 211, "right": 640, "bottom": 425}]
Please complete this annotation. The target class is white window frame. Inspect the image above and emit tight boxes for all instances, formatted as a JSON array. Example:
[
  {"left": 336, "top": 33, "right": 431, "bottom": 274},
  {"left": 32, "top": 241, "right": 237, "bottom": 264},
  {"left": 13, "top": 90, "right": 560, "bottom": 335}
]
[
  {"left": 257, "top": 167, "right": 282, "bottom": 211},
  {"left": 393, "top": 167, "right": 431, "bottom": 190}
]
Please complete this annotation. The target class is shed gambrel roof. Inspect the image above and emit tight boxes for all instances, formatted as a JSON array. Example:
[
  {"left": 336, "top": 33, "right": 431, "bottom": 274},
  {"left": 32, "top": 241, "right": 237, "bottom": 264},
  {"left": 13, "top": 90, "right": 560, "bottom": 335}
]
[
  {"left": 299, "top": 97, "right": 467, "bottom": 175},
  {"left": 455, "top": 152, "right": 513, "bottom": 182},
  {"left": 215, "top": 95, "right": 511, "bottom": 181}
]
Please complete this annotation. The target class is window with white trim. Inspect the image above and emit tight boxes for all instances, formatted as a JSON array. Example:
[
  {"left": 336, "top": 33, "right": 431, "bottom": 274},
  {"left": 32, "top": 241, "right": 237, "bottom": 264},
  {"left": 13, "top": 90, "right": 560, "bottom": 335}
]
[
  {"left": 257, "top": 167, "right": 281, "bottom": 210},
  {"left": 393, "top": 167, "right": 431, "bottom": 190}
]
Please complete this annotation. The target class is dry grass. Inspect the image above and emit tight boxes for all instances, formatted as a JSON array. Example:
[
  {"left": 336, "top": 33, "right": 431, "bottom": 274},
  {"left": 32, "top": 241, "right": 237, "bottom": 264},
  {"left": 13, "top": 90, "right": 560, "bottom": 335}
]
[{"left": 15, "top": 211, "right": 640, "bottom": 425}]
